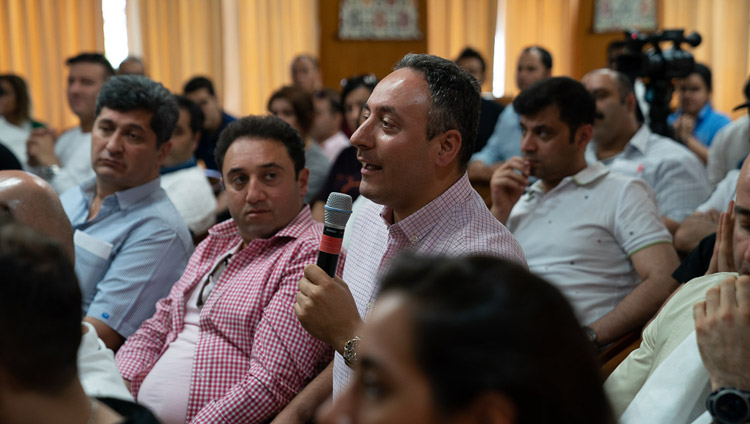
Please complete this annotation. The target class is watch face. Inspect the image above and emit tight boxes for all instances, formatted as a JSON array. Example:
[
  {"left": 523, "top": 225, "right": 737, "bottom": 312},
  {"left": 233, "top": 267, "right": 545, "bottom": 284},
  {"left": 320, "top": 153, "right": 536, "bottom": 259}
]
[{"left": 715, "top": 391, "right": 750, "bottom": 423}]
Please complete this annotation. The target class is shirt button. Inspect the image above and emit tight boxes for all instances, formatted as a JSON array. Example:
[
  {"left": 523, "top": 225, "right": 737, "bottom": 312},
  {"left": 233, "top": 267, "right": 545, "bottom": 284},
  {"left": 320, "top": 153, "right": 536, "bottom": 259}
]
[{"left": 410, "top": 235, "right": 419, "bottom": 243}]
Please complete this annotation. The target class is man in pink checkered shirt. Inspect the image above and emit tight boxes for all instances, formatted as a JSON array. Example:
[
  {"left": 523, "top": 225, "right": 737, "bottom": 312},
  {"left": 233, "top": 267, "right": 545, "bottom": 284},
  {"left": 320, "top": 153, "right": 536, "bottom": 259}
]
[
  {"left": 276, "top": 54, "right": 526, "bottom": 422},
  {"left": 115, "top": 115, "right": 342, "bottom": 423}
]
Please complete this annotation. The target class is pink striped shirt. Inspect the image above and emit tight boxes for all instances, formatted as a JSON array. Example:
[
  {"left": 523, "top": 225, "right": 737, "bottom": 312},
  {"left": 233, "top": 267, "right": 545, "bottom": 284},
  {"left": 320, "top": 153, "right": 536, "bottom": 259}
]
[
  {"left": 332, "top": 173, "right": 526, "bottom": 394},
  {"left": 116, "top": 207, "right": 340, "bottom": 423}
]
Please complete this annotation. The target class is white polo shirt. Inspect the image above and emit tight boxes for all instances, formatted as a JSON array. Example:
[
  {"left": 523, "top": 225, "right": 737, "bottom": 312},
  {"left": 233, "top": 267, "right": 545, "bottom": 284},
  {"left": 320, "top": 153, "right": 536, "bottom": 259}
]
[{"left": 507, "top": 162, "right": 672, "bottom": 325}]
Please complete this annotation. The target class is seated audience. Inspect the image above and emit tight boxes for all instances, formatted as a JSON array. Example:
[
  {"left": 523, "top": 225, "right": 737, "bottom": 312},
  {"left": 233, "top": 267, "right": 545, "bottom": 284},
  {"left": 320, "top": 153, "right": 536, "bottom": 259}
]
[
  {"left": 268, "top": 85, "right": 330, "bottom": 203},
  {"left": 454, "top": 47, "right": 504, "bottom": 152},
  {"left": 115, "top": 115, "right": 340, "bottom": 423},
  {"left": 278, "top": 53, "right": 525, "bottom": 423},
  {"left": 183, "top": 76, "right": 236, "bottom": 170},
  {"left": 582, "top": 68, "right": 710, "bottom": 234},
  {"left": 0, "top": 219, "right": 159, "bottom": 424},
  {"left": 311, "top": 74, "right": 378, "bottom": 222},
  {"left": 707, "top": 77, "right": 750, "bottom": 187},
  {"left": 669, "top": 63, "right": 731, "bottom": 162},
  {"left": 319, "top": 255, "right": 614, "bottom": 424},
  {"left": 311, "top": 88, "right": 349, "bottom": 162},
  {"left": 61, "top": 75, "right": 193, "bottom": 351},
  {"left": 118, "top": 56, "right": 146, "bottom": 76},
  {"left": 468, "top": 46, "right": 552, "bottom": 182},
  {"left": 160, "top": 96, "right": 217, "bottom": 237},
  {"left": 27, "top": 53, "right": 113, "bottom": 193},
  {"left": 291, "top": 54, "right": 322, "bottom": 94},
  {"left": 605, "top": 156, "right": 750, "bottom": 423},
  {"left": 490, "top": 76, "right": 679, "bottom": 346},
  {"left": 0, "top": 74, "right": 45, "bottom": 165}
]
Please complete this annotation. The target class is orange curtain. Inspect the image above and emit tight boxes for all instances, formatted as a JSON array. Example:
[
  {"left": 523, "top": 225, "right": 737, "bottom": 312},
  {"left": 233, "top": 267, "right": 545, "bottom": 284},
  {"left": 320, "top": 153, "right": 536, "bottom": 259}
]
[
  {"left": 426, "top": 0, "right": 498, "bottom": 93},
  {"left": 662, "top": 0, "right": 750, "bottom": 119},
  {"left": 0, "top": 0, "right": 104, "bottom": 131},
  {"left": 130, "top": 0, "right": 225, "bottom": 105}
]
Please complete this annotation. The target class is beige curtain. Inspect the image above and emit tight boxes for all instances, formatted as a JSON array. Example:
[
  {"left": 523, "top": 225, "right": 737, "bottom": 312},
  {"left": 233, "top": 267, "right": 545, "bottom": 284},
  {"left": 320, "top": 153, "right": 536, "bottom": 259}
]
[
  {"left": 663, "top": 0, "right": 750, "bottom": 119},
  {"left": 226, "top": 0, "right": 318, "bottom": 116},
  {"left": 130, "top": 0, "right": 225, "bottom": 104},
  {"left": 0, "top": 0, "right": 104, "bottom": 130},
  {"left": 502, "top": 0, "right": 578, "bottom": 97},
  {"left": 426, "top": 0, "right": 498, "bottom": 92}
]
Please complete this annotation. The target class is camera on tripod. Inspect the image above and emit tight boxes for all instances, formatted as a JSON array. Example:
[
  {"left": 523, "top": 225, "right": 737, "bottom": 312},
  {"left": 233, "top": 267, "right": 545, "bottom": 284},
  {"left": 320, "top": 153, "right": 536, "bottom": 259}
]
[{"left": 614, "top": 29, "right": 702, "bottom": 139}]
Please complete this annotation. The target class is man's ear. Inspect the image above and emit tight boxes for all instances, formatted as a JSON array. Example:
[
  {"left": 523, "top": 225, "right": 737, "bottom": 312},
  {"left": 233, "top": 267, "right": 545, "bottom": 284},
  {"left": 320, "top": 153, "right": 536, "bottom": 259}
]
[
  {"left": 435, "top": 129, "right": 462, "bottom": 168},
  {"left": 575, "top": 124, "right": 593, "bottom": 151},
  {"left": 156, "top": 141, "right": 172, "bottom": 165},
  {"left": 297, "top": 167, "right": 310, "bottom": 200},
  {"left": 190, "top": 131, "right": 201, "bottom": 154},
  {"left": 625, "top": 92, "right": 637, "bottom": 113}
]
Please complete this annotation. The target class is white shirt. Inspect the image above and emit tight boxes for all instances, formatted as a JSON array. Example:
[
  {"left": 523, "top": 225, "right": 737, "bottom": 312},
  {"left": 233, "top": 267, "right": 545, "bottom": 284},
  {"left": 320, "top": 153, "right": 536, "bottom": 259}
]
[
  {"left": 706, "top": 115, "right": 750, "bottom": 187},
  {"left": 318, "top": 131, "right": 350, "bottom": 162},
  {"left": 161, "top": 166, "right": 217, "bottom": 235},
  {"left": 0, "top": 117, "right": 31, "bottom": 165},
  {"left": 30, "top": 127, "right": 95, "bottom": 194},
  {"left": 586, "top": 125, "right": 711, "bottom": 222},
  {"left": 78, "top": 321, "right": 135, "bottom": 401},
  {"left": 508, "top": 162, "right": 672, "bottom": 325},
  {"left": 696, "top": 169, "right": 739, "bottom": 214}
]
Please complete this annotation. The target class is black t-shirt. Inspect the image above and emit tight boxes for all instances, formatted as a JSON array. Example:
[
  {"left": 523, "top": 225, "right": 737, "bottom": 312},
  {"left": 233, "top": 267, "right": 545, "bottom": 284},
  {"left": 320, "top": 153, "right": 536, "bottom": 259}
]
[
  {"left": 672, "top": 232, "right": 716, "bottom": 284},
  {"left": 317, "top": 146, "right": 361, "bottom": 203},
  {"left": 0, "top": 142, "right": 22, "bottom": 170}
]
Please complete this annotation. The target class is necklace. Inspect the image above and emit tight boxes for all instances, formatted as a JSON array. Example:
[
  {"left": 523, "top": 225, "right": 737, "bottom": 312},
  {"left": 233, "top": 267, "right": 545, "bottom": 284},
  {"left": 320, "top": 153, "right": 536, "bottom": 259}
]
[{"left": 87, "top": 398, "right": 98, "bottom": 424}]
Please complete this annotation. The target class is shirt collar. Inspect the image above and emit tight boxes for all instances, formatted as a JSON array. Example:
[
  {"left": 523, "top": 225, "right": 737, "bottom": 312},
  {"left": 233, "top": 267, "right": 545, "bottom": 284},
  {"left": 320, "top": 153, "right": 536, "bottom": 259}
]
[
  {"left": 378, "top": 173, "right": 473, "bottom": 245},
  {"left": 626, "top": 125, "right": 652, "bottom": 154},
  {"left": 81, "top": 177, "right": 163, "bottom": 210},
  {"left": 696, "top": 103, "right": 712, "bottom": 122},
  {"left": 528, "top": 162, "right": 609, "bottom": 194}
]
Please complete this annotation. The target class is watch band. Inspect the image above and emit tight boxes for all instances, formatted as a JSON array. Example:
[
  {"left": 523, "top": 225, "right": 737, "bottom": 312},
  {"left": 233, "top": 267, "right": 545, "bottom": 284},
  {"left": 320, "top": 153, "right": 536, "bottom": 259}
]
[
  {"left": 583, "top": 326, "right": 598, "bottom": 347},
  {"left": 41, "top": 164, "right": 61, "bottom": 180},
  {"left": 706, "top": 387, "right": 750, "bottom": 424},
  {"left": 343, "top": 336, "right": 361, "bottom": 369}
]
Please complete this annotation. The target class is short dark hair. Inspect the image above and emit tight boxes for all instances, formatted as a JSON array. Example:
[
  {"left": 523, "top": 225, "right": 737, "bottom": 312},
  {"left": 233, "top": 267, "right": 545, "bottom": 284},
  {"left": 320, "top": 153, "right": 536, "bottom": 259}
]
[
  {"left": 267, "top": 85, "right": 315, "bottom": 137},
  {"left": 215, "top": 115, "right": 306, "bottom": 177},
  {"left": 691, "top": 63, "right": 713, "bottom": 92},
  {"left": 378, "top": 255, "right": 614, "bottom": 424},
  {"left": 292, "top": 54, "right": 320, "bottom": 70},
  {"left": 340, "top": 74, "right": 378, "bottom": 105},
  {"left": 394, "top": 53, "right": 481, "bottom": 170},
  {"left": 514, "top": 76, "right": 595, "bottom": 142},
  {"left": 175, "top": 95, "right": 204, "bottom": 135},
  {"left": 314, "top": 88, "right": 343, "bottom": 115},
  {"left": 65, "top": 52, "right": 115, "bottom": 77},
  {"left": 455, "top": 47, "right": 486, "bottom": 73},
  {"left": 0, "top": 222, "right": 82, "bottom": 394},
  {"left": 184, "top": 76, "right": 216, "bottom": 96},
  {"left": 0, "top": 74, "right": 31, "bottom": 122},
  {"left": 95, "top": 75, "right": 179, "bottom": 147},
  {"left": 522, "top": 46, "right": 553, "bottom": 71}
]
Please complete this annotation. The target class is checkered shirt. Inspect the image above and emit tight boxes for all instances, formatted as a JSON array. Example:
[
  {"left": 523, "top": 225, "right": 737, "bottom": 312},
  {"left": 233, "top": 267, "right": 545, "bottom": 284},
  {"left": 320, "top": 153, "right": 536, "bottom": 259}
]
[
  {"left": 332, "top": 173, "right": 526, "bottom": 395},
  {"left": 116, "top": 206, "right": 339, "bottom": 423}
]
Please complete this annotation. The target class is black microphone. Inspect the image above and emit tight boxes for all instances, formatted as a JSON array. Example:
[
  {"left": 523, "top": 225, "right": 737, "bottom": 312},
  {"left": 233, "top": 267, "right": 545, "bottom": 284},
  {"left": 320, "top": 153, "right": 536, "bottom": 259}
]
[{"left": 317, "top": 192, "right": 353, "bottom": 277}]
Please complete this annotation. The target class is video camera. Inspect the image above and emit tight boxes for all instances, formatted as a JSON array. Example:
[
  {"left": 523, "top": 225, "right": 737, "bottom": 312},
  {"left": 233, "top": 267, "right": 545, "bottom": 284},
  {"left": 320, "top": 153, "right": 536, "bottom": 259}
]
[{"left": 614, "top": 29, "right": 702, "bottom": 139}]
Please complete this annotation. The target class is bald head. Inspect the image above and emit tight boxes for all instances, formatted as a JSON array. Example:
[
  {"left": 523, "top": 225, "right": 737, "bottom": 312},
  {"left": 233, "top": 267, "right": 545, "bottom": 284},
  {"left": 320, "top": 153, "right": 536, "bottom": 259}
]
[{"left": 0, "top": 171, "right": 74, "bottom": 262}]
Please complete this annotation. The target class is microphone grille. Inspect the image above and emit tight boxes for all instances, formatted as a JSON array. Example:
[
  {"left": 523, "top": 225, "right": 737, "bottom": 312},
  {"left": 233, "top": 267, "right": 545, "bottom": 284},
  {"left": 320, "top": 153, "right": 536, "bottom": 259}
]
[{"left": 324, "top": 192, "right": 353, "bottom": 228}]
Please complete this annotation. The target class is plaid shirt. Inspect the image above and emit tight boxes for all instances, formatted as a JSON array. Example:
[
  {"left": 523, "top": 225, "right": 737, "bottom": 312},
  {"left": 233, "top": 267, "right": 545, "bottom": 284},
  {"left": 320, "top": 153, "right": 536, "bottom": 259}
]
[{"left": 116, "top": 207, "right": 338, "bottom": 423}]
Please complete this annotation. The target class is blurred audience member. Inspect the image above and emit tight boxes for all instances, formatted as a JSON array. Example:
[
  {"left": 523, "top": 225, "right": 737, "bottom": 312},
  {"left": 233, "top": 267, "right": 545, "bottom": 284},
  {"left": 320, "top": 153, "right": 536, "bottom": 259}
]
[
  {"left": 319, "top": 255, "right": 614, "bottom": 424},
  {"left": 118, "top": 56, "right": 146, "bottom": 76},
  {"left": 0, "top": 220, "right": 160, "bottom": 424},
  {"left": 268, "top": 85, "right": 330, "bottom": 203},
  {"left": 160, "top": 96, "right": 217, "bottom": 237},
  {"left": 184, "top": 76, "right": 236, "bottom": 170},
  {"left": 469, "top": 46, "right": 553, "bottom": 182},
  {"left": 291, "top": 54, "right": 322, "bottom": 94},
  {"left": 455, "top": 47, "right": 504, "bottom": 153},
  {"left": 582, "top": 68, "right": 710, "bottom": 234},
  {"left": 312, "top": 88, "right": 349, "bottom": 162},
  {"left": 669, "top": 63, "right": 730, "bottom": 162},
  {"left": 0, "top": 74, "right": 45, "bottom": 165},
  {"left": 707, "top": 77, "right": 750, "bottom": 187},
  {"left": 28, "top": 53, "right": 114, "bottom": 193},
  {"left": 61, "top": 75, "right": 193, "bottom": 351}
]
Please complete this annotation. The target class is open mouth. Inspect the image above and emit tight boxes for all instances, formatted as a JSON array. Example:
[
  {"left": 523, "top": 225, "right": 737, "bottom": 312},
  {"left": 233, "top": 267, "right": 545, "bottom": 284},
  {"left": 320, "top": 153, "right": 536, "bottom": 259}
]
[{"left": 359, "top": 159, "right": 382, "bottom": 173}]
